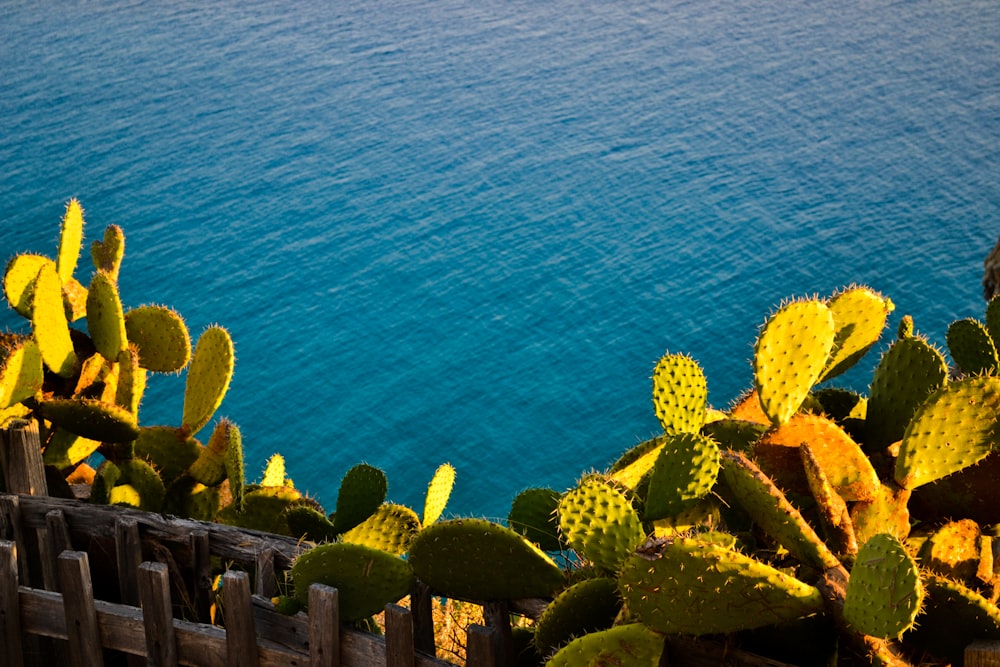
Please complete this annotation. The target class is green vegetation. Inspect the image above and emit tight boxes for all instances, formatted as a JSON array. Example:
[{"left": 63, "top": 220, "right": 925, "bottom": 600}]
[{"left": 7, "top": 201, "right": 1000, "bottom": 665}]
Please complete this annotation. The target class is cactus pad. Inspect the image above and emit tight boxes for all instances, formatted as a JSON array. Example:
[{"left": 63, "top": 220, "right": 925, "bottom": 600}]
[
  {"left": 332, "top": 463, "right": 387, "bottom": 535},
  {"left": 508, "top": 487, "right": 563, "bottom": 551},
  {"left": 643, "top": 432, "right": 719, "bottom": 520},
  {"left": 31, "top": 262, "right": 78, "bottom": 377},
  {"left": 55, "top": 199, "right": 84, "bottom": 284},
  {"left": 181, "top": 325, "right": 234, "bottom": 436},
  {"left": 947, "top": 318, "right": 1000, "bottom": 376},
  {"left": 0, "top": 336, "right": 43, "bottom": 410},
  {"left": 4, "top": 254, "right": 51, "bottom": 318},
  {"left": 651, "top": 352, "right": 707, "bottom": 434},
  {"left": 134, "top": 426, "right": 201, "bottom": 484},
  {"left": 290, "top": 542, "right": 414, "bottom": 621},
  {"left": 820, "top": 286, "right": 894, "bottom": 382},
  {"left": 619, "top": 536, "right": 825, "bottom": 635},
  {"left": 545, "top": 623, "right": 662, "bottom": 667},
  {"left": 894, "top": 376, "right": 1000, "bottom": 489},
  {"left": 123, "top": 305, "right": 191, "bottom": 373},
  {"left": 843, "top": 533, "right": 923, "bottom": 639},
  {"left": 408, "top": 518, "right": 564, "bottom": 601},
  {"left": 607, "top": 436, "right": 665, "bottom": 490},
  {"left": 753, "top": 299, "right": 836, "bottom": 426},
  {"left": 533, "top": 577, "right": 621, "bottom": 656},
  {"left": 90, "top": 224, "right": 125, "bottom": 282},
  {"left": 423, "top": 462, "right": 455, "bottom": 526},
  {"left": 86, "top": 270, "right": 128, "bottom": 360},
  {"left": 40, "top": 397, "right": 140, "bottom": 442},
  {"left": 341, "top": 503, "right": 421, "bottom": 556},
  {"left": 558, "top": 477, "right": 645, "bottom": 572}
]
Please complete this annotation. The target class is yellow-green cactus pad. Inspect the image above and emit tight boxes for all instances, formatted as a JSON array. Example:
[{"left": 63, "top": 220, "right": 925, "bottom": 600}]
[
  {"left": 31, "top": 262, "right": 78, "bottom": 377},
  {"left": 4, "top": 254, "right": 51, "bottom": 318},
  {"left": 290, "top": 542, "right": 414, "bottom": 621},
  {"left": 753, "top": 299, "right": 836, "bottom": 426},
  {"left": 508, "top": 487, "right": 563, "bottom": 551},
  {"left": 559, "top": 477, "right": 645, "bottom": 572},
  {"left": 181, "top": 325, "right": 234, "bottom": 436},
  {"left": 86, "top": 270, "right": 128, "bottom": 360},
  {"left": 843, "top": 533, "right": 923, "bottom": 639},
  {"left": 850, "top": 483, "right": 911, "bottom": 547},
  {"left": 42, "top": 428, "right": 102, "bottom": 470},
  {"left": 90, "top": 224, "right": 125, "bottom": 282},
  {"left": 423, "top": 462, "right": 455, "bottom": 526},
  {"left": 341, "top": 503, "right": 421, "bottom": 556},
  {"left": 619, "top": 536, "right": 824, "bottom": 635},
  {"left": 652, "top": 352, "right": 708, "bottom": 434},
  {"left": 644, "top": 432, "right": 720, "bottom": 520},
  {"left": 820, "top": 286, "right": 894, "bottom": 382},
  {"left": 123, "top": 304, "right": 191, "bottom": 373},
  {"left": 189, "top": 417, "right": 236, "bottom": 486},
  {"left": 608, "top": 436, "right": 665, "bottom": 490},
  {"left": 545, "top": 623, "right": 663, "bottom": 667},
  {"left": 40, "top": 397, "right": 139, "bottom": 443},
  {"left": 56, "top": 199, "right": 85, "bottom": 284},
  {"left": 332, "top": 463, "right": 387, "bottom": 535},
  {"left": 0, "top": 336, "right": 43, "bottom": 409},
  {"left": 259, "top": 453, "right": 288, "bottom": 487},
  {"left": 134, "top": 426, "right": 201, "bottom": 485},
  {"left": 115, "top": 346, "right": 145, "bottom": 415},
  {"left": 534, "top": 577, "right": 621, "bottom": 656},
  {"left": 895, "top": 376, "right": 1000, "bottom": 490}
]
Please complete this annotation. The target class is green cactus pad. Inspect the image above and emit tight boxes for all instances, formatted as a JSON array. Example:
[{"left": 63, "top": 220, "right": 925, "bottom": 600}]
[
  {"left": 134, "top": 426, "right": 201, "bottom": 485},
  {"left": 110, "top": 459, "right": 166, "bottom": 512},
  {"left": 181, "top": 325, "right": 234, "bottom": 436},
  {"left": 850, "top": 483, "right": 911, "bottom": 547},
  {"left": 651, "top": 352, "right": 708, "bottom": 434},
  {"left": 894, "top": 375, "right": 1000, "bottom": 490},
  {"left": 619, "top": 536, "right": 825, "bottom": 635},
  {"left": 423, "top": 462, "right": 455, "bottom": 526},
  {"left": 341, "top": 503, "right": 421, "bottom": 556},
  {"left": 56, "top": 199, "right": 84, "bottom": 284},
  {"left": 408, "top": 518, "right": 565, "bottom": 601},
  {"left": 820, "top": 286, "right": 894, "bottom": 382},
  {"left": 608, "top": 436, "right": 665, "bottom": 490},
  {"left": 558, "top": 477, "right": 645, "bottom": 572},
  {"left": 916, "top": 519, "right": 983, "bottom": 585},
  {"left": 907, "top": 573, "right": 1000, "bottom": 661},
  {"left": 699, "top": 418, "right": 767, "bottom": 454},
  {"left": 987, "top": 295, "right": 1000, "bottom": 345},
  {"left": 40, "top": 397, "right": 140, "bottom": 442},
  {"left": 812, "top": 387, "right": 867, "bottom": 423},
  {"left": 290, "top": 542, "right": 414, "bottom": 622},
  {"left": 331, "top": 463, "right": 387, "bottom": 535},
  {"left": 643, "top": 432, "right": 719, "bottom": 521},
  {"left": 4, "top": 254, "right": 51, "bottom": 318},
  {"left": 123, "top": 304, "right": 191, "bottom": 373},
  {"left": 90, "top": 224, "right": 125, "bottom": 282},
  {"left": 0, "top": 336, "right": 43, "bottom": 409},
  {"left": 189, "top": 417, "right": 236, "bottom": 486},
  {"left": 753, "top": 299, "right": 836, "bottom": 426},
  {"left": 286, "top": 505, "right": 338, "bottom": 543},
  {"left": 800, "top": 443, "right": 857, "bottom": 559},
  {"left": 947, "top": 318, "right": 1000, "bottom": 376},
  {"left": 650, "top": 498, "right": 721, "bottom": 538},
  {"left": 115, "top": 346, "right": 145, "bottom": 415},
  {"left": 86, "top": 270, "right": 128, "bottom": 360},
  {"left": 162, "top": 476, "right": 220, "bottom": 522},
  {"left": 223, "top": 420, "right": 245, "bottom": 510},
  {"left": 720, "top": 449, "right": 840, "bottom": 571},
  {"left": 544, "top": 623, "right": 662, "bottom": 667},
  {"left": 508, "top": 487, "right": 563, "bottom": 551},
  {"left": 843, "top": 533, "right": 923, "bottom": 639},
  {"left": 217, "top": 486, "right": 302, "bottom": 535},
  {"left": 533, "top": 576, "right": 625, "bottom": 656},
  {"left": 42, "top": 428, "right": 101, "bottom": 470},
  {"left": 909, "top": 450, "right": 1000, "bottom": 526},
  {"left": 31, "top": 262, "right": 78, "bottom": 377},
  {"left": 866, "top": 335, "right": 948, "bottom": 450}
]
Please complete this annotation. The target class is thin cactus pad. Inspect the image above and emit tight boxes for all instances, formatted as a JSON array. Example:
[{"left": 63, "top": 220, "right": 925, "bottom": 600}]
[
  {"left": 0, "top": 336, "right": 43, "bottom": 410},
  {"left": 651, "top": 352, "right": 707, "bottom": 434},
  {"left": 4, "top": 254, "right": 51, "bottom": 318},
  {"left": 894, "top": 375, "right": 1000, "bottom": 490},
  {"left": 423, "top": 462, "right": 455, "bottom": 526},
  {"left": 947, "top": 318, "right": 1000, "bottom": 376},
  {"left": 124, "top": 304, "right": 191, "bottom": 373},
  {"left": 508, "top": 487, "right": 563, "bottom": 551},
  {"left": 843, "top": 533, "right": 923, "bottom": 639},
  {"left": 558, "top": 477, "right": 645, "bottom": 572},
  {"left": 753, "top": 299, "right": 836, "bottom": 426},
  {"left": 607, "top": 436, "right": 665, "bottom": 490},
  {"left": 86, "top": 270, "right": 128, "bottom": 360},
  {"left": 408, "top": 518, "right": 565, "bottom": 601},
  {"left": 56, "top": 199, "right": 84, "bottom": 284},
  {"left": 618, "top": 536, "right": 825, "bottom": 635},
  {"left": 290, "top": 542, "right": 414, "bottom": 622},
  {"left": 544, "top": 623, "right": 662, "bottom": 667},
  {"left": 181, "top": 325, "right": 234, "bottom": 436},
  {"left": 820, "top": 286, "right": 894, "bottom": 382},
  {"left": 643, "top": 432, "right": 719, "bottom": 520},
  {"left": 31, "top": 262, "right": 77, "bottom": 377}
]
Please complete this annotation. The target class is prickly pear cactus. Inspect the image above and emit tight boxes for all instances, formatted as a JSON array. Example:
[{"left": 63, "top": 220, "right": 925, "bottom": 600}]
[
  {"left": 544, "top": 623, "right": 663, "bottom": 667},
  {"left": 558, "top": 477, "right": 644, "bottom": 572},
  {"left": 508, "top": 487, "right": 563, "bottom": 551},
  {"left": 340, "top": 503, "right": 421, "bottom": 556},
  {"left": 533, "top": 577, "right": 621, "bottom": 657},
  {"left": 422, "top": 462, "right": 455, "bottom": 526},
  {"left": 651, "top": 352, "right": 707, "bottom": 434},
  {"left": 123, "top": 304, "right": 191, "bottom": 373},
  {"left": 947, "top": 317, "right": 1000, "bottom": 376},
  {"left": 331, "top": 463, "right": 387, "bottom": 535},
  {"left": 181, "top": 325, "right": 234, "bottom": 437},
  {"left": 843, "top": 533, "right": 923, "bottom": 639},
  {"left": 643, "top": 432, "right": 719, "bottom": 520},
  {"left": 820, "top": 286, "right": 894, "bottom": 382}
]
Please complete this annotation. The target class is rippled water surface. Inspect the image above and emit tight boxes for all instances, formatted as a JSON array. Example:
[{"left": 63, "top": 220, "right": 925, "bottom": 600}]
[{"left": 2, "top": 0, "right": 999, "bottom": 518}]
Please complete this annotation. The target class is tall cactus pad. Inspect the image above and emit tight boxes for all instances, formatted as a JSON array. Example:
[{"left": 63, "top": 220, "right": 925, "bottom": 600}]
[
  {"left": 31, "top": 262, "right": 78, "bottom": 377},
  {"left": 720, "top": 449, "right": 840, "bottom": 571},
  {"left": 190, "top": 417, "right": 237, "bottom": 486},
  {"left": 987, "top": 295, "right": 1000, "bottom": 345},
  {"left": 753, "top": 413, "right": 878, "bottom": 502},
  {"left": 124, "top": 305, "right": 191, "bottom": 373},
  {"left": 40, "top": 397, "right": 140, "bottom": 442},
  {"left": 332, "top": 463, "right": 387, "bottom": 535},
  {"left": 558, "top": 478, "right": 645, "bottom": 572},
  {"left": 544, "top": 623, "right": 662, "bottom": 667},
  {"left": 409, "top": 518, "right": 564, "bottom": 601},
  {"left": 619, "top": 537, "right": 825, "bottom": 635},
  {"left": 341, "top": 503, "right": 421, "bottom": 556},
  {"left": 181, "top": 325, "right": 234, "bottom": 436},
  {"left": 260, "top": 453, "right": 288, "bottom": 487},
  {"left": 800, "top": 443, "right": 857, "bottom": 559},
  {"left": 509, "top": 487, "right": 563, "bottom": 552},
  {"left": 820, "top": 286, "right": 894, "bottom": 382},
  {"left": 947, "top": 318, "right": 1000, "bottom": 376},
  {"left": 651, "top": 352, "right": 707, "bottom": 434},
  {"left": 534, "top": 577, "right": 621, "bottom": 656},
  {"left": 0, "top": 337, "right": 43, "bottom": 409},
  {"left": 753, "top": 299, "right": 836, "bottom": 426},
  {"left": 843, "top": 533, "right": 923, "bottom": 639},
  {"left": 4, "top": 254, "right": 51, "bottom": 318},
  {"left": 90, "top": 224, "right": 125, "bottom": 282},
  {"left": 866, "top": 334, "right": 948, "bottom": 450},
  {"left": 895, "top": 376, "right": 1000, "bottom": 489},
  {"left": 86, "top": 270, "right": 128, "bottom": 360},
  {"left": 56, "top": 199, "right": 84, "bottom": 284},
  {"left": 423, "top": 462, "right": 455, "bottom": 526},
  {"left": 290, "top": 542, "right": 414, "bottom": 621},
  {"left": 644, "top": 432, "right": 719, "bottom": 520},
  {"left": 223, "top": 421, "right": 245, "bottom": 511},
  {"left": 608, "top": 436, "right": 665, "bottom": 490}
]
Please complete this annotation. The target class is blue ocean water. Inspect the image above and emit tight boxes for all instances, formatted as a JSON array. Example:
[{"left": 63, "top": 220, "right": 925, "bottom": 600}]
[{"left": 2, "top": 0, "right": 998, "bottom": 520}]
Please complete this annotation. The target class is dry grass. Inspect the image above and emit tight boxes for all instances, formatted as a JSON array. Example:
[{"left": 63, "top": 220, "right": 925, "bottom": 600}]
[{"left": 374, "top": 597, "right": 488, "bottom": 665}]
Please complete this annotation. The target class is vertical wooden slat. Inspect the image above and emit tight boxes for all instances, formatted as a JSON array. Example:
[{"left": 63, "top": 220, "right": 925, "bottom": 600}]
[
  {"left": 0, "top": 420, "right": 48, "bottom": 496},
  {"left": 45, "top": 510, "right": 72, "bottom": 592},
  {"left": 0, "top": 540, "right": 25, "bottom": 667},
  {"left": 466, "top": 625, "right": 497, "bottom": 667},
  {"left": 0, "top": 494, "right": 30, "bottom": 584},
  {"left": 483, "top": 602, "right": 513, "bottom": 667},
  {"left": 410, "top": 582, "right": 435, "bottom": 656},
  {"left": 57, "top": 550, "right": 104, "bottom": 667},
  {"left": 308, "top": 584, "right": 340, "bottom": 667},
  {"left": 139, "top": 561, "right": 178, "bottom": 667},
  {"left": 222, "top": 570, "right": 259, "bottom": 667},
  {"left": 384, "top": 603, "right": 414, "bottom": 667},
  {"left": 967, "top": 641, "right": 1000, "bottom": 667},
  {"left": 254, "top": 548, "right": 276, "bottom": 598},
  {"left": 190, "top": 529, "right": 213, "bottom": 623},
  {"left": 115, "top": 517, "right": 142, "bottom": 605}
]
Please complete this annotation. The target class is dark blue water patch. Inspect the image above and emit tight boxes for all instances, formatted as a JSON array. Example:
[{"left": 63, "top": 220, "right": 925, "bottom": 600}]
[{"left": 1, "top": 0, "right": 999, "bottom": 519}]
